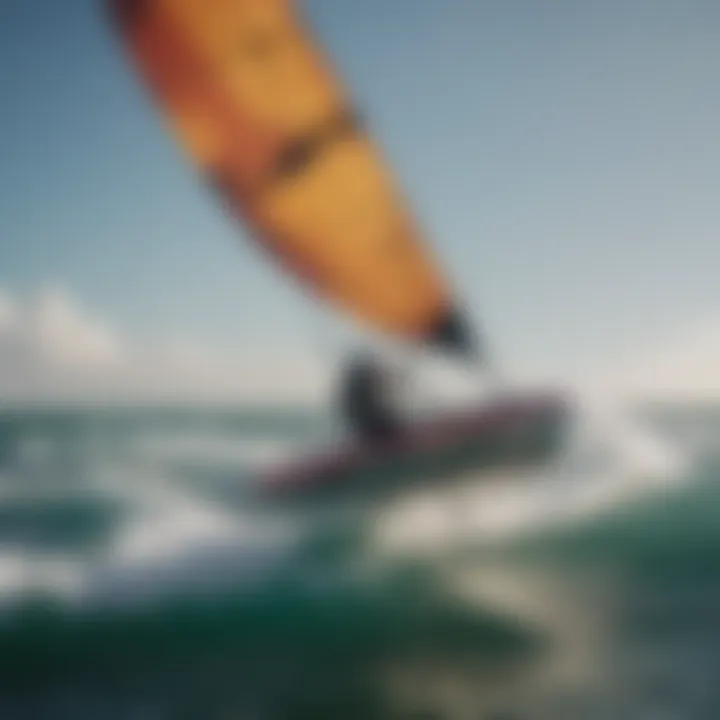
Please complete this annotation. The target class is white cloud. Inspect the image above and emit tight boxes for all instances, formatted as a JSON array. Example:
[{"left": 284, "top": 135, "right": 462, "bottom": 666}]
[
  {"left": 0, "top": 286, "right": 327, "bottom": 405},
  {"left": 585, "top": 313, "right": 720, "bottom": 402},
  {"left": 1, "top": 284, "right": 718, "bottom": 406},
  {"left": 0, "top": 286, "right": 511, "bottom": 407},
  {"left": 27, "top": 287, "right": 124, "bottom": 369}
]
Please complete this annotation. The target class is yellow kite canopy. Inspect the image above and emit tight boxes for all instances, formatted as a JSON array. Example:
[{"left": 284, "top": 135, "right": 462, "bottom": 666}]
[{"left": 107, "top": 0, "right": 475, "bottom": 354}]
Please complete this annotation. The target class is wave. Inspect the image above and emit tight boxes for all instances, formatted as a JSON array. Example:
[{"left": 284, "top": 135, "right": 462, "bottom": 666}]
[{"left": 0, "top": 399, "right": 716, "bottom": 716}]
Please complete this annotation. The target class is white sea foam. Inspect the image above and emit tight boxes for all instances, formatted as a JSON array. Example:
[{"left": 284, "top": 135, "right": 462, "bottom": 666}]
[
  {"left": 373, "top": 392, "right": 692, "bottom": 555},
  {"left": 0, "top": 392, "right": 704, "bottom": 613}
]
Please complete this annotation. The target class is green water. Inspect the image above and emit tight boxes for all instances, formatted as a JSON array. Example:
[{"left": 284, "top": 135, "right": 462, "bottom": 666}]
[{"left": 0, "top": 404, "right": 716, "bottom": 718}]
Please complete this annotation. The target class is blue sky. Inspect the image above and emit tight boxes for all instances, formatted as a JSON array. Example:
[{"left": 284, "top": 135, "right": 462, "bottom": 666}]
[{"left": 2, "top": 0, "right": 720, "bottom": 384}]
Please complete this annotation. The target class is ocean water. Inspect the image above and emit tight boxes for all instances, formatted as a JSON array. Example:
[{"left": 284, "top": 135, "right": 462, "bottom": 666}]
[{"left": 0, "top": 400, "right": 717, "bottom": 719}]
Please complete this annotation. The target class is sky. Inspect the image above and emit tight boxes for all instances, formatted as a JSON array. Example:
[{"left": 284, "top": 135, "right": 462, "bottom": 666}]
[{"left": 2, "top": 0, "right": 720, "bottom": 400}]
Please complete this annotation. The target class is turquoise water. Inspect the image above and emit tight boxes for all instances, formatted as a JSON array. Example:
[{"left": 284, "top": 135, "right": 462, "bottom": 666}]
[{"left": 0, "top": 403, "right": 717, "bottom": 718}]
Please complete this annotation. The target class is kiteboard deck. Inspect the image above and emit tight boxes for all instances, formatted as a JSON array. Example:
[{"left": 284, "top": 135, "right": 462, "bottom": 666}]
[{"left": 256, "top": 390, "right": 570, "bottom": 504}]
